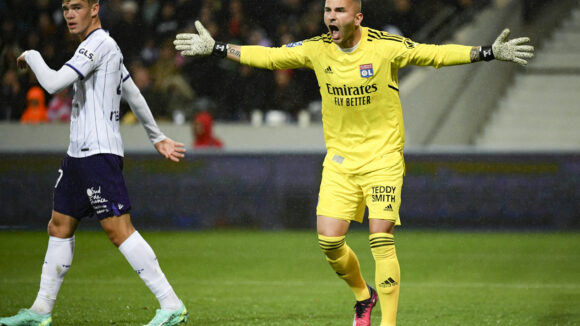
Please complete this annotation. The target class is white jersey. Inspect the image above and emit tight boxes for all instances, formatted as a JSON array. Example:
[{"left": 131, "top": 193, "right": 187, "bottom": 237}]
[{"left": 65, "top": 29, "right": 127, "bottom": 157}]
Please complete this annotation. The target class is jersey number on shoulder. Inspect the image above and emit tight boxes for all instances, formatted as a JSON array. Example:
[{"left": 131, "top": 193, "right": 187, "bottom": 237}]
[
  {"left": 116, "top": 59, "right": 123, "bottom": 95},
  {"left": 116, "top": 75, "right": 123, "bottom": 95},
  {"left": 113, "top": 59, "right": 123, "bottom": 120}
]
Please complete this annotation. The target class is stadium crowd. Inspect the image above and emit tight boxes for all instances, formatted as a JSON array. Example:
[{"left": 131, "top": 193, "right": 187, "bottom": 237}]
[{"left": 1, "top": 0, "right": 482, "bottom": 124}]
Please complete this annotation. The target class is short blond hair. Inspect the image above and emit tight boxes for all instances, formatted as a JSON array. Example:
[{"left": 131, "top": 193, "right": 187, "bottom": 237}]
[
  {"left": 352, "top": 0, "right": 362, "bottom": 12},
  {"left": 62, "top": 0, "right": 99, "bottom": 5}
]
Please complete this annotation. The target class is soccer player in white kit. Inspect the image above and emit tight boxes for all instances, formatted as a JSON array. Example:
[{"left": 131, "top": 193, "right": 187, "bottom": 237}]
[{"left": 0, "top": 0, "right": 189, "bottom": 325}]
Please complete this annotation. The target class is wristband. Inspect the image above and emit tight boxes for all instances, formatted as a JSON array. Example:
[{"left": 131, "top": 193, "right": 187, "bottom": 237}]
[
  {"left": 479, "top": 45, "right": 495, "bottom": 61},
  {"left": 212, "top": 42, "right": 228, "bottom": 58}
]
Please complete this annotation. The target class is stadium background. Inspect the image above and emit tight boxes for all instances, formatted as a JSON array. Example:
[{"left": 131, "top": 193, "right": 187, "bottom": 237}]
[
  {"left": 1, "top": 1, "right": 579, "bottom": 325},
  {"left": 0, "top": 0, "right": 578, "bottom": 230}
]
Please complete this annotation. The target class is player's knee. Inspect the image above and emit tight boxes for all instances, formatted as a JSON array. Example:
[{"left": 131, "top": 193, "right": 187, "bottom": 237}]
[
  {"left": 103, "top": 226, "right": 135, "bottom": 247},
  {"left": 318, "top": 234, "right": 347, "bottom": 260},
  {"left": 101, "top": 214, "right": 135, "bottom": 247},
  {"left": 104, "top": 229, "right": 131, "bottom": 247},
  {"left": 47, "top": 217, "right": 75, "bottom": 238}
]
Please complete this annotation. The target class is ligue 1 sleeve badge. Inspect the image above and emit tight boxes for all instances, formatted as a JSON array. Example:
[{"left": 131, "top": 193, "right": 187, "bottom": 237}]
[{"left": 360, "top": 63, "right": 373, "bottom": 78}]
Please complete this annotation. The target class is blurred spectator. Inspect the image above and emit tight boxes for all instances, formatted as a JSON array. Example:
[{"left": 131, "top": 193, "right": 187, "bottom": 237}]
[
  {"left": 149, "top": 40, "right": 195, "bottom": 120},
  {"left": 20, "top": 86, "right": 48, "bottom": 124},
  {"left": 455, "top": 0, "right": 475, "bottom": 10},
  {"left": 1, "top": 17, "right": 17, "bottom": 50},
  {"left": 139, "top": 37, "right": 160, "bottom": 67},
  {"left": 268, "top": 69, "right": 305, "bottom": 120},
  {"left": 154, "top": 1, "right": 179, "bottom": 42},
  {"left": 1, "top": 69, "right": 26, "bottom": 121},
  {"left": 384, "top": 0, "right": 421, "bottom": 37},
  {"left": 110, "top": 1, "right": 143, "bottom": 62},
  {"left": 39, "top": 41, "right": 62, "bottom": 69},
  {"left": 299, "top": 1, "right": 325, "bottom": 38},
  {"left": 141, "top": 0, "right": 161, "bottom": 29},
  {"left": 196, "top": 0, "right": 223, "bottom": 27},
  {"left": 222, "top": 65, "right": 273, "bottom": 120},
  {"left": 174, "top": 0, "right": 202, "bottom": 28},
  {"left": 278, "top": 29, "right": 295, "bottom": 46},
  {"left": 38, "top": 12, "right": 57, "bottom": 40},
  {"left": 181, "top": 21, "right": 223, "bottom": 112},
  {"left": 98, "top": 0, "right": 123, "bottom": 28},
  {"left": 278, "top": 0, "right": 306, "bottom": 29},
  {"left": 47, "top": 88, "right": 72, "bottom": 122},
  {"left": 192, "top": 111, "right": 223, "bottom": 148},
  {"left": 227, "top": 0, "right": 246, "bottom": 40},
  {"left": 25, "top": 30, "right": 42, "bottom": 51},
  {"left": 247, "top": 27, "right": 273, "bottom": 47}
]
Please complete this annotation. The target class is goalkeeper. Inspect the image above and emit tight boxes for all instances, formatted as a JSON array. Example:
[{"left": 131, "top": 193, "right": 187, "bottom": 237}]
[{"left": 174, "top": 0, "right": 533, "bottom": 325}]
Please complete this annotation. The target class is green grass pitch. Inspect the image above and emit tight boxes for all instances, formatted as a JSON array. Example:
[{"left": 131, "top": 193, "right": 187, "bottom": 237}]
[{"left": 1, "top": 230, "right": 579, "bottom": 325}]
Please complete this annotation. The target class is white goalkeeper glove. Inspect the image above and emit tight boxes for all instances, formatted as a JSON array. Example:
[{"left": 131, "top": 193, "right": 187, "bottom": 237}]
[
  {"left": 174, "top": 20, "right": 227, "bottom": 58},
  {"left": 482, "top": 28, "right": 534, "bottom": 66}
]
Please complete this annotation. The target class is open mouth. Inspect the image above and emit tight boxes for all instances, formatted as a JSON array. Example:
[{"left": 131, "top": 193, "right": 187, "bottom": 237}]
[{"left": 329, "top": 25, "right": 340, "bottom": 39}]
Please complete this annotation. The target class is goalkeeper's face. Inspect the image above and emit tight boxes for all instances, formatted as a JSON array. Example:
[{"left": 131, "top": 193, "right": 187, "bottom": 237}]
[
  {"left": 62, "top": 0, "right": 100, "bottom": 39},
  {"left": 324, "top": 0, "right": 363, "bottom": 48}
]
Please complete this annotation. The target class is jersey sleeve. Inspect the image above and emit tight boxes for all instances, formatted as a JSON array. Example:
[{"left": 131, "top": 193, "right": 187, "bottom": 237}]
[
  {"left": 121, "top": 64, "right": 166, "bottom": 145},
  {"left": 392, "top": 41, "right": 472, "bottom": 69},
  {"left": 121, "top": 63, "right": 131, "bottom": 83},
  {"left": 24, "top": 50, "right": 78, "bottom": 94},
  {"left": 65, "top": 41, "right": 101, "bottom": 79},
  {"left": 240, "top": 42, "right": 313, "bottom": 70}
]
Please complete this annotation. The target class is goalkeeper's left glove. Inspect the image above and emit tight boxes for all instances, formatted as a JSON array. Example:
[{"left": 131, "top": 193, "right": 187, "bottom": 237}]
[
  {"left": 174, "top": 20, "right": 228, "bottom": 58},
  {"left": 480, "top": 28, "right": 535, "bottom": 65}
]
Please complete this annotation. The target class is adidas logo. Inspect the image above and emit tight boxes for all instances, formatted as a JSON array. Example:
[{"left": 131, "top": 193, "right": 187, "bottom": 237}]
[
  {"left": 324, "top": 66, "right": 333, "bottom": 74},
  {"left": 379, "top": 277, "right": 398, "bottom": 288},
  {"left": 383, "top": 204, "right": 393, "bottom": 212}
]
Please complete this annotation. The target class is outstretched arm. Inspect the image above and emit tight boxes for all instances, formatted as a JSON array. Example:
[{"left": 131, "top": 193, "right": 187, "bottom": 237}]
[
  {"left": 396, "top": 28, "right": 535, "bottom": 69},
  {"left": 470, "top": 29, "right": 534, "bottom": 65},
  {"left": 174, "top": 21, "right": 308, "bottom": 71}
]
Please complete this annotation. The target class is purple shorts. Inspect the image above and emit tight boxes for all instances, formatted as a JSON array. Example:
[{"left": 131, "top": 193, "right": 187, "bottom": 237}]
[{"left": 53, "top": 154, "right": 132, "bottom": 220}]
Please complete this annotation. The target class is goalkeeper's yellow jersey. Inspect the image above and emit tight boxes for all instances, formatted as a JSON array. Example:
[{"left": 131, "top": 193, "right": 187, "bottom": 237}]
[{"left": 241, "top": 26, "right": 472, "bottom": 174}]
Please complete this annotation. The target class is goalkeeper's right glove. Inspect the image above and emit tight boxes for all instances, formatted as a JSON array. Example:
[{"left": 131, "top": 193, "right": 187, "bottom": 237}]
[{"left": 174, "top": 20, "right": 227, "bottom": 58}]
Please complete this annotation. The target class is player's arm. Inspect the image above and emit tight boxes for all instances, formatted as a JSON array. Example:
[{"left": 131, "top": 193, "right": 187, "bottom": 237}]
[
  {"left": 17, "top": 50, "right": 78, "bottom": 94},
  {"left": 174, "top": 21, "right": 308, "bottom": 70},
  {"left": 121, "top": 75, "right": 186, "bottom": 162},
  {"left": 400, "top": 28, "right": 534, "bottom": 68},
  {"left": 226, "top": 44, "right": 242, "bottom": 63}
]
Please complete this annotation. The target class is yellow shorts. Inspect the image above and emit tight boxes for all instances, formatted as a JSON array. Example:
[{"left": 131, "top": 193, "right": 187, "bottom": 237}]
[{"left": 316, "top": 151, "right": 404, "bottom": 225}]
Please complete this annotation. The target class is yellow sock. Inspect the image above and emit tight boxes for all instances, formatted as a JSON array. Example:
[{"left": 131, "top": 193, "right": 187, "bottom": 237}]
[
  {"left": 370, "top": 233, "right": 400, "bottom": 326},
  {"left": 318, "top": 234, "right": 370, "bottom": 301}
]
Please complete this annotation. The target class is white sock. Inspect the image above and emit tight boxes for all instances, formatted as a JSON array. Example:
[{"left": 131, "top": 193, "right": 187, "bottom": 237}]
[
  {"left": 30, "top": 236, "right": 75, "bottom": 315},
  {"left": 119, "top": 231, "right": 181, "bottom": 310}
]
